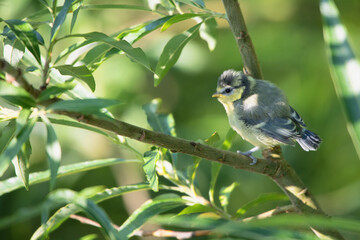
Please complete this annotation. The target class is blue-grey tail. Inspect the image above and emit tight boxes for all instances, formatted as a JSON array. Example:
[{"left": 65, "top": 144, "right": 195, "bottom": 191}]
[{"left": 296, "top": 129, "right": 321, "bottom": 151}]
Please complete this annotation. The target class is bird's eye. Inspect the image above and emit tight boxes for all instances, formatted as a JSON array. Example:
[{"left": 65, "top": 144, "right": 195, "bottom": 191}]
[{"left": 224, "top": 88, "right": 232, "bottom": 93}]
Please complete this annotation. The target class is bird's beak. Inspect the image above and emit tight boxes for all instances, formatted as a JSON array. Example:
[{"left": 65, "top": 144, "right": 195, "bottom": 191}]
[{"left": 212, "top": 92, "right": 221, "bottom": 98}]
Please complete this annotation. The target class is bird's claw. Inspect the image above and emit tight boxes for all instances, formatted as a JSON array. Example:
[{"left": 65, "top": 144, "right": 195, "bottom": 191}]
[{"left": 237, "top": 150, "right": 258, "bottom": 165}]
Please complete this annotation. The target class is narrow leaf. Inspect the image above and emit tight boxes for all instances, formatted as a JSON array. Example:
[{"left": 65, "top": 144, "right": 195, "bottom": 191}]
[
  {"left": 219, "top": 182, "right": 239, "bottom": 212},
  {"left": 30, "top": 183, "right": 150, "bottom": 239},
  {"left": 41, "top": 115, "right": 62, "bottom": 190},
  {"left": 143, "top": 98, "right": 176, "bottom": 136},
  {"left": 118, "top": 194, "right": 186, "bottom": 238},
  {"left": 51, "top": 0, "right": 75, "bottom": 41},
  {"left": 143, "top": 149, "right": 161, "bottom": 192},
  {"left": 200, "top": 18, "right": 217, "bottom": 51},
  {"left": 320, "top": 0, "right": 360, "bottom": 159},
  {"left": 4, "top": 38, "right": 25, "bottom": 66},
  {"left": 0, "top": 114, "right": 37, "bottom": 176},
  {"left": 70, "top": 0, "right": 83, "bottom": 33},
  {"left": 70, "top": 32, "right": 152, "bottom": 71},
  {"left": 0, "top": 158, "right": 140, "bottom": 196},
  {"left": 3, "top": 19, "right": 41, "bottom": 64},
  {"left": 0, "top": 81, "right": 36, "bottom": 108},
  {"left": 0, "top": 120, "right": 16, "bottom": 154},
  {"left": 37, "top": 82, "right": 76, "bottom": 102},
  {"left": 161, "top": 13, "right": 208, "bottom": 32},
  {"left": 12, "top": 138, "right": 31, "bottom": 190},
  {"left": 209, "top": 162, "right": 221, "bottom": 205},
  {"left": 46, "top": 189, "right": 119, "bottom": 240},
  {"left": 81, "top": 4, "right": 152, "bottom": 12},
  {"left": 154, "top": 23, "right": 201, "bottom": 86},
  {"left": 178, "top": 204, "right": 216, "bottom": 215},
  {"left": 54, "top": 65, "right": 95, "bottom": 91},
  {"left": 235, "top": 193, "right": 288, "bottom": 217},
  {"left": 47, "top": 98, "right": 121, "bottom": 115},
  {"left": 177, "top": 0, "right": 205, "bottom": 8}
]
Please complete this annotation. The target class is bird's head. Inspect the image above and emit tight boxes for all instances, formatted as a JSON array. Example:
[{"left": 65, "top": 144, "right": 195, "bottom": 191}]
[{"left": 212, "top": 70, "right": 254, "bottom": 104}]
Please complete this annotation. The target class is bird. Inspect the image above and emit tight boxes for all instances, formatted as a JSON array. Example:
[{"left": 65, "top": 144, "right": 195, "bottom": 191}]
[{"left": 212, "top": 69, "right": 321, "bottom": 165}]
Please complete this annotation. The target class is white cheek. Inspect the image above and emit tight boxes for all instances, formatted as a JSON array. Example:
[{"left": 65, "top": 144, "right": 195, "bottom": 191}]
[{"left": 243, "top": 94, "right": 258, "bottom": 110}]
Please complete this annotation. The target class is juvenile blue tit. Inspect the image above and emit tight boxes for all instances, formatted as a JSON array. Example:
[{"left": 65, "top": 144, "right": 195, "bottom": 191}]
[{"left": 212, "top": 70, "right": 321, "bottom": 164}]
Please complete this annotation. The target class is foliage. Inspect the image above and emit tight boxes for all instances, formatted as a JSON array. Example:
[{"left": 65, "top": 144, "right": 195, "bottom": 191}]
[{"left": 0, "top": 0, "right": 359, "bottom": 239}]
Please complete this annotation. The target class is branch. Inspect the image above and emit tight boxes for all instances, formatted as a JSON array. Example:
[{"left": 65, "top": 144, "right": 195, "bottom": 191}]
[{"left": 222, "top": 0, "right": 263, "bottom": 79}]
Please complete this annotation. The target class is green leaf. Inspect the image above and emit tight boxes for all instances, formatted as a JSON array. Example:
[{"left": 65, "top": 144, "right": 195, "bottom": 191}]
[
  {"left": 41, "top": 115, "right": 62, "bottom": 190},
  {"left": 200, "top": 18, "right": 217, "bottom": 51},
  {"left": 81, "top": 4, "right": 152, "bottom": 12},
  {"left": 209, "top": 162, "right": 221, "bottom": 205},
  {"left": 143, "top": 149, "right": 161, "bottom": 192},
  {"left": 235, "top": 193, "right": 288, "bottom": 217},
  {"left": 51, "top": 0, "right": 75, "bottom": 41},
  {"left": 46, "top": 98, "right": 121, "bottom": 115},
  {"left": 54, "top": 65, "right": 95, "bottom": 92},
  {"left": 69, "top": 32, "right": 152, "bottom": 71},
  {"left": 37, "top": 82, "right": 76, "bottom": 102},
  {"left": 118, "top": 194, "right": 186, "bottom": 238},
  {"left": 178, "top": 204, "right": 216, "bottom": 215},
  {"left": 0, "top": 81, "right": 36, "bottom": 108},
  {"left": 320, "top": 0, "right": 360, "bottom": 159},
  {"left": 3, "top": 38, "right": 25, "bottom": 66},
  {"left": 148, "top": 0, "right": 175, "bottom": 11},
  {"left": 45, "top": 189, "right": 119, "bottom": 240},
  {"left": 81, "top": 44, "right": 112, "bottom": 71},
  {"left": 221, "top": 128, "right": 237, "bottom": 150},
  {"left": 161, "top": 13, "right": 208, "bottom": 32},
  {"left": 2, "top": 19, "right": 41, "bottom": 64},
  {"left": 118, "top": 16, "right": 172, "bottom": 44},
  {"left": 0, "top": 158, "right": 140, "bottom": 196},
  {"left": 30, "top": 183, "right": 150, "bottom": 239},
  {"left": 12, "top": 139, "right": 31, "bottom": 190},
  {"left": 219, "top": 182, "right": 239, "bottom": 212},
  {"left": 177, "top": 0, "right": 205, "bottom": 8},
  {"left": 70, "top": 0, "right": 83, "bottom": 33},
  {"left": 0, "top": 120, "right": 16, "bottom": 154},
  {"left": 154, "top": 23, "right": 201, "bottom": 86},
  {"left": 143, "top": 98, "right": 176, "bottom": 136},
  {"left": 0, "top": 113, "right": 37, "bottom": 176},
  {"left": 204, "top": 132, "right": 220, "bottom": 146}
]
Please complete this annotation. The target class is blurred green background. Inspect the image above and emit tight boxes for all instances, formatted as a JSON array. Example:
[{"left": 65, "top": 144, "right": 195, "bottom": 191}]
[{"left": 1, "top": 0, "right": 360, "bottom": 239}]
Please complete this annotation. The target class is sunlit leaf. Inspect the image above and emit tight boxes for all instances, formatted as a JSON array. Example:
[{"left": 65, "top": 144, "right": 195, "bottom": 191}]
[
  {"left": 0, "top": 113, "right": 37, "bottom": 176},
  {"left": 2, "top": 19, "right": 41, "bottom": 64},
  {"left": 0, "top": 81, "right": 36, "bottom": 108},
  {"left": 219, "top": 182, "right": 239, "bottom": 212},
  {"left": 320, "top": 0, "right": 360, "bottom": 159},
  {"left": 143, "top": 98, "right": 176, "bottom": 136},
  {"left": 118, "top": 194, "right": 186, "bottom": 238},
  {"left": 30, "top": 183, "right": 150, "bottom": 239},
  {"left": 235, "top": 193, "right": 288, "bottom": 217},
  {"left": 68, "top": 32, "right": 152, "bottom": 71},
  {"left": 209, "top": 162, "right": 221, "bottom": 205},
  {"left": 3, "top": 38, "right": 25, "bottom": 66},
  {"left": 177, "top": 0, "right": 205, "bottom": 8},
  {"left": 81, "top": 4, "right": 152, "bottom": 12},
  {"left": 200, "top": 18, "right": 217, "bottom": 51},
  {"left": 161, "top": 13, "right": 208, "bottom": 32},
  {"left": 70, "top": 0, "right": 83, "bottom": 33},
  {"left": 40, "top": 115, "right": 62, "bottom": 191},
  {"left": 154, "top": 23, "right": 201, "bottom": 86},
  {"left": 178, "top": 204, "right": 216, "bottom": 215},
  {"left": 54, "top": 65, "right": 95, "bottom": 91},
  {"left": 143, "top": 148, "right": 161, "bottom": 192},
  {"left": 0, "top": 158, "right": 140, "bottom": 196},
  {"left": 51, "top": 0, "right": 75, "bottom": 41}
]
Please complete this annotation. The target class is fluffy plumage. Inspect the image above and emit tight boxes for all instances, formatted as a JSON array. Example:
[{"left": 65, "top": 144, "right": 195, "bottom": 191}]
[{"left": 213, "top": 69, "right": 321, "bottom": 153}]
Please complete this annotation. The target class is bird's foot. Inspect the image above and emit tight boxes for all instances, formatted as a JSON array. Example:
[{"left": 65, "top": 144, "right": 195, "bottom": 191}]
[{"left": 237, "top": 146, "right": 259, "bottom": 165}]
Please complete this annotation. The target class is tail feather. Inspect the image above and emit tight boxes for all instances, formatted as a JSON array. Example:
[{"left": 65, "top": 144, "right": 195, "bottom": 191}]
[{"left": 296, "top": 129, "right": 321, "bottom": 151}]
